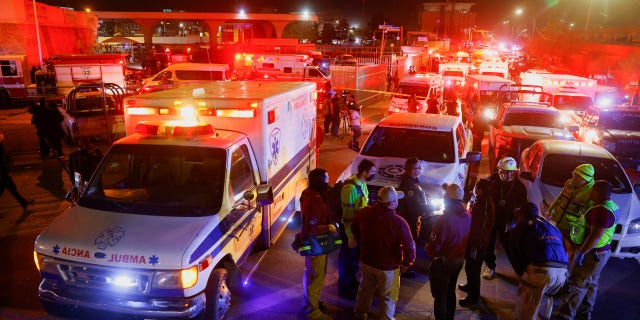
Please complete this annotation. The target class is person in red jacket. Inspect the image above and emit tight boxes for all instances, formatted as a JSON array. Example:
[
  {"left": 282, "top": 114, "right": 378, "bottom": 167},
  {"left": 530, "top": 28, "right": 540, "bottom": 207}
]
[
  {"left": 351, "top": 186, "right": 416, "bottom": 320},
  {"left": 426, "top": 183, "right": 472, "bottom": 320},
  {"left": 300, "top": 168, "right": 337, "bottom": 320}
]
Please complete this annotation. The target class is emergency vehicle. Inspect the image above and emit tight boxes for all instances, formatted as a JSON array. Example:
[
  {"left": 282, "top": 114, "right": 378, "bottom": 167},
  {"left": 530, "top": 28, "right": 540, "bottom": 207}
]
[
  {"left": 52, "top": 54, "right": 128, "bottom": 97},
  {"left": 0, "top": 55, "right": 29, "bottom": 102},
  {"left": 338, "top": 113, "right": 480, "bottom": 214},
  {"left": 34, "top": 81, "right": 318, "bottom": 319},
  {"left": 140, "top": 63, "right": 230, "bottom": 94},
  {"left": 235, "top": 52, "right": 331, "bottom": 97},
  {"left": 438, "top": 62, "right": 470, "bottom": 94},
  {"left": 462, "top": 74, "right": 515, "bottom": 130},
  {"left": 478, "top": 61, "right": 509, "bottom": 79},
  {"left": 389, "top": 73, "right": 443, "bottom": 113},
  {"left": 520, "top": 72, "right": 597, "bottom": 123}
]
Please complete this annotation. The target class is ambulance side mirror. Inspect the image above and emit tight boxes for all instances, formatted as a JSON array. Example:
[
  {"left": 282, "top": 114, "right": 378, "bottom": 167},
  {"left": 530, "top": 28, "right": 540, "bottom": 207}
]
[
  {"left": 243, "top": 184, "right": 274, "bottom": 206},
  {"left": 461, "top": 151, "right": 481, "bottom": 163},
  {"left": 634, "top": 183, "right": 640, "bottom": 198}
]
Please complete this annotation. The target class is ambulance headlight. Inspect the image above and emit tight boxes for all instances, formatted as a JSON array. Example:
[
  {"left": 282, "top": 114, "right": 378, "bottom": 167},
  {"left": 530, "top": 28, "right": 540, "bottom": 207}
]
[
  {"left": 558, "top": 114, "right": 570, "bottom": 124},
  {"left": 628, "top": 218, "right": 640, "bottom": 234},
  {"left": 153, "top": 266, "right": 198, "bottom": 289},
  {"left": 113, "top": 274, "right": 138, "bottom": 288}
]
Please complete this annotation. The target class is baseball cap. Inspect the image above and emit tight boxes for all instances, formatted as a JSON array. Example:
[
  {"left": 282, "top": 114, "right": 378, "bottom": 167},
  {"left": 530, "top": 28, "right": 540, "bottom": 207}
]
[
  {"left": 378, "top": 186, "right": 405, "bottom": 203},
  {"left": 517, "top": 202, "right": 539, "bottom": 217},
  {"left": 442, "top": 183, "right": 464, "bottom": 201}
]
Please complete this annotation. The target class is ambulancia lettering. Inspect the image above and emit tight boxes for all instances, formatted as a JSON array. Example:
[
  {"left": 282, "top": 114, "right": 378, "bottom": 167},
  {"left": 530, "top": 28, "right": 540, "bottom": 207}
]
[
  {"left": 61, "top": 247, "right": 91, "bottom": 258},
  {"left": 107, "top": 254, "right": 147, "bottom": 264}
]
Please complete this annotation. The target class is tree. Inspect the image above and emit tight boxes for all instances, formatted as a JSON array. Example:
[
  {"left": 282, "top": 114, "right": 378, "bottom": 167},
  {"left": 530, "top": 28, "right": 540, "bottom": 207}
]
[
  {"left": 320, "top": 22, "right": 336, "bottom": 44},
  {"left": 282, "top": 22, "right": 319, "bottom": 42},
  {"left": 337, "top": 19, "right": 350, "bottom": 43}
]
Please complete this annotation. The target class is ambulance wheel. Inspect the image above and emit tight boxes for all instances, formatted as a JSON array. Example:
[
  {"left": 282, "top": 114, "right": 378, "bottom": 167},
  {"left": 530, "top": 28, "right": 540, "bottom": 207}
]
[{"left": 203, "top": 268, "right": 231, "bottom": 320}]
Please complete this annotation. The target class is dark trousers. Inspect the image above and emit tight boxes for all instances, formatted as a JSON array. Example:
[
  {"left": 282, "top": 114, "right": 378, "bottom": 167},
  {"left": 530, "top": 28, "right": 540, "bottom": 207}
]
[
  {"left": 324, "top": 115, "right": 332, "bottom": 133},
  {"left": 484, "top": 227, "right": 498, "bottom": 270},
  {"left": 331, "top": 115, "right": 340, "bottom": 136},
  {"left": 46, "top": 133, "right": 63, "bottom": 156},
  {"left": 337, "top": 225, "right": 359, "bottom": 293},
  {"left": 464, "top": 252, "right": 486, "bottom": 301},
  {"left": 37, "top": 133, "right": 50, "bottom": 158},
  {"left": 430, "top": 258, "right": 464, "bottom": 320},
  {"left": 1, "top": 174, "right": 28, "bottom": 208}
]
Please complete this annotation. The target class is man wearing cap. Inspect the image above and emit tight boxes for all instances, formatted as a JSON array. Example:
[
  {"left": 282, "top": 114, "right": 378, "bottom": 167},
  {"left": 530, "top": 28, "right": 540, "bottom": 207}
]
[
  {"left": 507, "top": 202, "right": 568, "bottom": 320},
  {"left": 484, "top": 156, "right": 528, "bottom": 280},
  {"left": 351, "top": 186, "right": 415, "bottom": 320},
  {"left": 548, "top": 164, "right": 595, "bottom": 262},
  {"left": 426, "top": 183, "right": 471, "bottom": 320},
  {"left": 553, "top": 180, "right": 619, "bottom": 320}
]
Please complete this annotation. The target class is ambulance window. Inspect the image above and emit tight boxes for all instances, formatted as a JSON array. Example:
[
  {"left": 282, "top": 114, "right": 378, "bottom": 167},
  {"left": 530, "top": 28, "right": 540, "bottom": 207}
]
[
  {"left": 230, "top": 145, "right": 255, "bottom": 198},
  {"left": 0, "top": 60, "right": 18, "bottom": 76}
]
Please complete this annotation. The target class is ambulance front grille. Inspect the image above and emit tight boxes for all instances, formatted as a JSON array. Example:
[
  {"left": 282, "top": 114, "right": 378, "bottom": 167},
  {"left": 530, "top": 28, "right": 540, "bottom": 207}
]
[{"left": 57, "top": 261, "right": 153, "bottom": 294}]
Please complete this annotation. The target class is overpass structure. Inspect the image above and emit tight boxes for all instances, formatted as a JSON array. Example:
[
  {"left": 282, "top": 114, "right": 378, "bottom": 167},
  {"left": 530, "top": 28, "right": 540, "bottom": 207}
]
[{"left": 93, "top": 11, "right": 319, "bottom": 47}]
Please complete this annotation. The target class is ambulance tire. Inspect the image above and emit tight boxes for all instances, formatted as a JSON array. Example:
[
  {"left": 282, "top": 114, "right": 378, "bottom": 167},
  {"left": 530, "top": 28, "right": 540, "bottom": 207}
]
[{"left": 203, "top": 268, "right": 232, "bottom": 320}]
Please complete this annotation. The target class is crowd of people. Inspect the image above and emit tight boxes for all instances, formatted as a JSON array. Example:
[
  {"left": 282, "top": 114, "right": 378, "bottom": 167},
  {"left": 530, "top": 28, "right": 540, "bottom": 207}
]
[
  {"left": 322, "top": 86, "right": 362, "bottom": 151},
  {"left": 299, "top": 155, "right": 620, "bottom": 320}
]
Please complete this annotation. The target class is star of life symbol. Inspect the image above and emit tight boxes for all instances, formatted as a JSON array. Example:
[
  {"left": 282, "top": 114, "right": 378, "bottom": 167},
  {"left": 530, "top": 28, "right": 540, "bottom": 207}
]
[
  {"left": 94, "top": 225, "right": 126, "bottom": 250},
  {"left": 269, "top": 128, "right": 281, "bottom": 166}
]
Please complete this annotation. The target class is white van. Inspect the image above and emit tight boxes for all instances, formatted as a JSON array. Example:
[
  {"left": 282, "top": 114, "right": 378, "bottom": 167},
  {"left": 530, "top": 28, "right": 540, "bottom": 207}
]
[
  {"left": 389, "top": 73, "right": 443, "bottom": 113},
  {"left": 141, "top": 63, "right": 230, "bottom": 93}
]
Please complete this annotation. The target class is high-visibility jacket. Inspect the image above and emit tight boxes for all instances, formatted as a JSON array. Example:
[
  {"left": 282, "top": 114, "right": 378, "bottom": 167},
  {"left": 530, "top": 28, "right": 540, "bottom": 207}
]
[
  {"left": 570, "top": 200, "right": 619, "bottom": 248},
  {"left": 549, "top": 179, "right": 594, "bottom": 232}
]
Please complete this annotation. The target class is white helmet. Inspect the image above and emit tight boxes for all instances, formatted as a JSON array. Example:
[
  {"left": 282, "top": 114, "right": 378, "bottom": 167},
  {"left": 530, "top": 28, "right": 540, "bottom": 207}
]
[{"left": 497, "top": 157, "right": 518, "bottom": 171}]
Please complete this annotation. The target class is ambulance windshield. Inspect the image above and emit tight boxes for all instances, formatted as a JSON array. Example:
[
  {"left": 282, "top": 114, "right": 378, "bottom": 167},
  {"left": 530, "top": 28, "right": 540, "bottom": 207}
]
[{"left": 80, "top": 144, "right": 226, "bottom": 216}]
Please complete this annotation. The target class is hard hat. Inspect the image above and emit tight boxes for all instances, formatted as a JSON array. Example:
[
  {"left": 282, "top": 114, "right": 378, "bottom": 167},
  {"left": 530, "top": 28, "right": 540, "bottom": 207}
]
[
  {"left": 497, "top": 157, "right": 518, "bottom": 171},
  {"left": 573, "top": 164, "right": 594, "bottom": 181},
  {"left": 442, "top": 183, "right": 464, "bottom": 201}
]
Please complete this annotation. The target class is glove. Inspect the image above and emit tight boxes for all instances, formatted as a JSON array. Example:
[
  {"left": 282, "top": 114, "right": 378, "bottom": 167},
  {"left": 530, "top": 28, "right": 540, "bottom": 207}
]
[
  {"left": 327, "top": 224, "right": 337, "bottom": 233},
  {"left": 348, "top": 236, "right": 357, "bottom": 248},
  {"left": 574, "top": 252, "right": 585, "bottom": 267}
]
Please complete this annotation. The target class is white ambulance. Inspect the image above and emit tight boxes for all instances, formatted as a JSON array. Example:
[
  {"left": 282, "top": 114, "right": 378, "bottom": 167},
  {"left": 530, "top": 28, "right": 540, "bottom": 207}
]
[
  {"left": 520, "top": 72, "right": 597, "bottom": 123},
  {"left": 52, "top": 54, "right": 128, "bottom": 97},
  {"left": 389, "top": 73, "right": 443, "bottom": 113},
  {"left": 34, "top": 81, "right": 318, "bottom": 319}
]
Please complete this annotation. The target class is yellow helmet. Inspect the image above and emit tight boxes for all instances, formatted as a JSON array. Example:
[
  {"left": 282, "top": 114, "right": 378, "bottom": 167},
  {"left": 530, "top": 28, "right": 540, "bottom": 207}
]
[{"left": 497, "top": 157, "right": 518, "bottom": 171}]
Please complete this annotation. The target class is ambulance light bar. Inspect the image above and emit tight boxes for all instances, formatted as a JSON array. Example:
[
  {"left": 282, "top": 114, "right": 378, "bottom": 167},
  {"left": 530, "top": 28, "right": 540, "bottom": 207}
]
[{"left": 134, "top": 122, "right": 215, "bottom": 136}]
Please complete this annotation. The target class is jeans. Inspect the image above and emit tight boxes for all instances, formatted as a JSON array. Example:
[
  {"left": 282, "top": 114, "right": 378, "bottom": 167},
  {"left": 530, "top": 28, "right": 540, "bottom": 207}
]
[
  {"left": 518, "top": 265, "right": 567, "bottom": 320},
  {"left": 338, "top": 225, "right": 359, "bottom": 294},
  {"left": 355, "top": 263, "right": 400, "bottom": 320},
  {"left": 430, "top": 258, "right": 464, "bottom": 320}
]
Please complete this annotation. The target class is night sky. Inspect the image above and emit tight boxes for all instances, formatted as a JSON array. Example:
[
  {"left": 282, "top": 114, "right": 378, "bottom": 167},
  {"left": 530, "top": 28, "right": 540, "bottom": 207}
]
[{"left": 37, "top": 0, "right": 639, "bottom": 30}]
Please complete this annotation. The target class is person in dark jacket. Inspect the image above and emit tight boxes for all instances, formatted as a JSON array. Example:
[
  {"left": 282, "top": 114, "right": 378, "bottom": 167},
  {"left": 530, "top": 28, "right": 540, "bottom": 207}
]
[
  {"left": 508, "top": 202, "right": 568, "bottom": 320},
  {"left": 458, "top": 178, "right": 495, "bottom": 307},
  {"left": 300, "top": 168, "right": 337, "bottom": 320},
  {"left": 426, "top": 183, "right": 472, "bottom": 320},
  {"left": 42, "top": 100, "right": 64, "bottom": 158},
  {"left": 352, "top": 186, "right": 415, "bottom": 320},
  {"left": 0, "top": 130, "right": 33, "bottom": 212},
  {"left": 330, "top": 96, "right": 342, "bottom": 137},
  {"left": 483, "top": 156, "right": 528, "bottom": 280},
  {"left": 28, "top": 99, "right": 50, "bottom": 159}
]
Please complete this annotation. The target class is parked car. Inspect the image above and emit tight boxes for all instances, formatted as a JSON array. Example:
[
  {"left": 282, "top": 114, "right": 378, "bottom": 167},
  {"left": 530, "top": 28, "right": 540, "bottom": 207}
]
[
  {"left": 519, "top": 139, "right": 640, "bottom": 259},
  {"left": 575, "top": 105, "right": 640, "bottom": 170},
  {"left": 488, "top": 102, "right": 577, "bottom": 166},
  {"left": 338, "top": 113, "right": 481, "bottom": 214},
  {"left": 334, "top": 54, "right": 357, "bottom": 66}
]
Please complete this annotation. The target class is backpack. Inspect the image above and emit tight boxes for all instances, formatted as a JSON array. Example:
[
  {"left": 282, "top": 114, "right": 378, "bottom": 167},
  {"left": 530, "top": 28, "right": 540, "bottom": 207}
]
[{"left": 326, "top": 179, "right": 363, "bottom": 224}]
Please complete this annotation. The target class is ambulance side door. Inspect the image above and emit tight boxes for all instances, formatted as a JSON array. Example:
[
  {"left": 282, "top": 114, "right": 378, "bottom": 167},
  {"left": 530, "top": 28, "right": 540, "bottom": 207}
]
[{"left": 226, "top": 141, "right": 262, "bottom": 257}]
